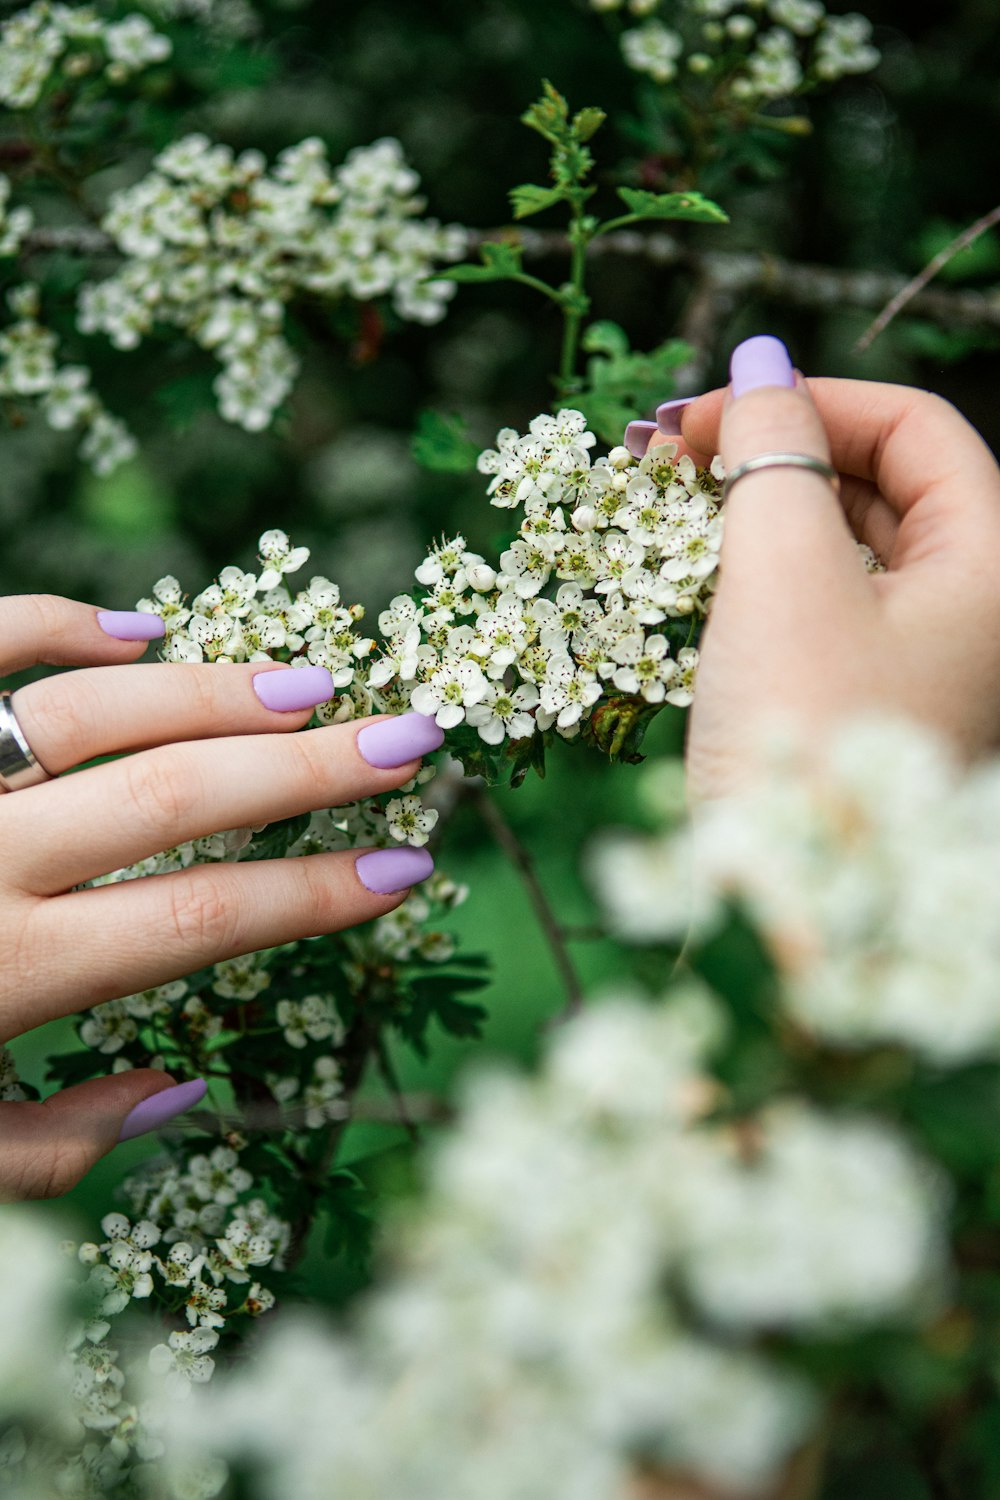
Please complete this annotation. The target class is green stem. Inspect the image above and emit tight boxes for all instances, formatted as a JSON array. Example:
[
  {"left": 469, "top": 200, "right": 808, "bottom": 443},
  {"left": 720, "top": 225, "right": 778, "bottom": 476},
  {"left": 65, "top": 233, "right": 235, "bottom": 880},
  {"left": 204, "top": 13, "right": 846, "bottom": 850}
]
[
  {"left": 557, "top": 202, "right": 592, "bottom": 391},
  {"left": 510, "top": 272, "right": 568, "bottom": 306}
]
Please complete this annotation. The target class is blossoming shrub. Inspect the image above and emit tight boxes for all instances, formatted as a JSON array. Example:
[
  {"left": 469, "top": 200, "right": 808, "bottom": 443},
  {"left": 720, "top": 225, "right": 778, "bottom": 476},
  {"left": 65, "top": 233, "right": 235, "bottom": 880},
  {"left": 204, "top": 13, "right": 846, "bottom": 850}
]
[{"left": 10, "top": 715, "right": 1000, "bottom": 1496}]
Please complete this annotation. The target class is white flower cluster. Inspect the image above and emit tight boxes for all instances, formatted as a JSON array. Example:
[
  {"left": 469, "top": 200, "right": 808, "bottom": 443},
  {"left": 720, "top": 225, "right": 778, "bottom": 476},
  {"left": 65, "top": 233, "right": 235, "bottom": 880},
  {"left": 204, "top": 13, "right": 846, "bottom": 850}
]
[
  {"left": 152, "top": 987, "right": 943, "bottom": 1500},
  {"left": 596, "top": 0, "right": 879, "bottom": 98},
  {"left": 0, "top": 2, "right": 171, "bottom": 109},
  {"left": 372, "top": 411, "right": 723, "bottom": 744},
  {"left": 595, "top": 716, "right": 1000, "bottom": 1066},
  {"left": 0, "top": 173, "right": 32, "bottom": 258},
  {"left": 0, "top": 283, "right": 137, "bottom": 475},
  {"left": 79, "top": 134, "right": 464, "bottom": 430},
  {"left": 147, "top": 0, "right": 259, "bottom": 38}
]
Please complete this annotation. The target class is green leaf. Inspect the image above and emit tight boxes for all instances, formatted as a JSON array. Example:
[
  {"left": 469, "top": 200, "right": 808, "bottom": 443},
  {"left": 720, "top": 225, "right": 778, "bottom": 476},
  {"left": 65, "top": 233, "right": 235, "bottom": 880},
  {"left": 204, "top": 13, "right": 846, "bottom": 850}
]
[
  {"left": 509, "top": 183, "right": 567, "bottom": 220},
  {"left": 572, "top": 107, "right": 606, "bottom": 143},
  {"left": 570, "top": 327, "right": 694, "bottom": 444},
  {"left": 520, "top": 80, "right": 571, "bottom": 144},
  {"left": 411, "top": 411, "right": 480, "bottom": 473},
  {"left": 434, "top": 240, "right": 523, "bottom": 283},
  {"left": 616, "top": 187, "right": 729, "bottom": 224},
  {"left": 242, "top": 812, "right": 312, "bottom": 862},
  {"left": 582, "top": 320, "right": 630, "bottom": 358}
]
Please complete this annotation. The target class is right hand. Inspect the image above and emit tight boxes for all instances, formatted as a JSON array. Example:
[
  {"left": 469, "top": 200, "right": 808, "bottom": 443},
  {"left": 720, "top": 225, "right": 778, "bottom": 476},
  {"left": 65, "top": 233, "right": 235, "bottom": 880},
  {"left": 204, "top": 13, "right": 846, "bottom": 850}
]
[
  {"left": 0, "top": 593, "right": 441, "bottom": 1200},
  {"left": 647, "top": 338, "right": 1000, "bottom": 797}
]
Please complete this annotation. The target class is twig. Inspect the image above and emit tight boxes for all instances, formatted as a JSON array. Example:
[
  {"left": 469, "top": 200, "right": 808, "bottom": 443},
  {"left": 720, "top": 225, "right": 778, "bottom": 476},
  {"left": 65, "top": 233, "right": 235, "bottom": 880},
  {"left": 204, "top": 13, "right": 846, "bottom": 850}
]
[
  {"left": 672, "top": 268, "right": 741, "bottom": 394},
  {"left": 854, "top": 204, "right": 1000, "bottom": 353},
  {"left": 470, "top": 783, "right": 586, "bottom": 1025},
  {"left": 20, "top": 222, "right": 1000, "bottom": 338}
]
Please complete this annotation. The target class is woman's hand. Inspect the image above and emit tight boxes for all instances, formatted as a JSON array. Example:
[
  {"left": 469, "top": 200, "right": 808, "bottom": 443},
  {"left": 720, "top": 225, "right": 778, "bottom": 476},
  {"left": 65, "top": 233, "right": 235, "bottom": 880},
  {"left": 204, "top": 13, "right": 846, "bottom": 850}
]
[
  {"left": 0, "top": 594, "right": 443, "bottom": 1200},
  {"left": 637, "top": 336, "right": 1000, "bottom": 798}
]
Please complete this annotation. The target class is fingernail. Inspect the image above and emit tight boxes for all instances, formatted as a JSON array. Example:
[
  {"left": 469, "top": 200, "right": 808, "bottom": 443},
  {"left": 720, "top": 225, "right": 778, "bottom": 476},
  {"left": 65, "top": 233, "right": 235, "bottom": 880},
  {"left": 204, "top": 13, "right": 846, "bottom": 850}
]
[
  {"left": 623, "top": 420, "right": 659, "bottom": 457},
  {"left": 252, "top": 665, "right": 334, "bottom": 713},
  {"left": 355, "top": 846, "right": 434, "bottom": 895},
  {"left": 730, "top": 335, "right": 795, "bottom": 399},
  {"left": 118, "top": 1079, "right": 207, "bottom": 1142},
  {"left": 97, "top": 610, "right": 166, "bottom": 642},
  {"left": 655, "top": 395, "right": 698, "bottom": 433},
  {"left": 357, "top": 712, "right": 445, "bottom": 769}
]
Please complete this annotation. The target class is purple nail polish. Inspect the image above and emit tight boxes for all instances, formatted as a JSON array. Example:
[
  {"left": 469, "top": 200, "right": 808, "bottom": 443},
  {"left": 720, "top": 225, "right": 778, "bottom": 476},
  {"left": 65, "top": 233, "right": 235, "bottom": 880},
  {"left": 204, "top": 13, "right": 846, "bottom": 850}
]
[
  {"left": 97, "top": 610, "right": 166, "bottom": 642},
  {"left": 118, "top": 1079, "right": 207, "bottom": 1142},
  {"left": 655, "top": 396, "right": 698, "bottom": 434},
  {"left": 623, "top": 420, "right": 659, "bottom": 458},
  {"left": 357, "top": 712, "right": 445, "bottom": 769},
  {"left": 356, "top": 846, "right": 434, "bottom": 895},
  {"left": 252, "top": 665, "right": 334, "bottom": 713},
  {"left": 730, "top": 336, "right": 795, "bottom": 399}
]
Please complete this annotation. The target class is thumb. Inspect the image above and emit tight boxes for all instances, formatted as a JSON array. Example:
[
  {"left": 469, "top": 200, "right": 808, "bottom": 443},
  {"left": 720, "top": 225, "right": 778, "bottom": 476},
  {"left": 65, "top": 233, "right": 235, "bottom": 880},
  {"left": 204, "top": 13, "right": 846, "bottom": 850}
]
[
  {"left": 0, "top": 1073, "right": 206, "bottom": 1201},
  {"left": 708, "top": 336, "right": 871, "bottom": 615}
]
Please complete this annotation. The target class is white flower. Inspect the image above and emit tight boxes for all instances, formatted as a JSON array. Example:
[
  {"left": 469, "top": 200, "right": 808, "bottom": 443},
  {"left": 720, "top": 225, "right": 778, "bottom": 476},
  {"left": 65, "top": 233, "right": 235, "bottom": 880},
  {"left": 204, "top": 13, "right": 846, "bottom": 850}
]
[
  {"left": 276, "top": 994, "right": 341, "bottom": 1050},
  {"left": 466, "top": 682, "right": 539, "bottom": 744},
  {"left": 148, "top": 1327, "right": 219, "bottom": 1392},
  {"left": 410, "top": 658, "right": 489, "bottom": 729},
  {"left": 621, "top": 21, "right": 685, "bottom": 82},
  {"left": 385, "top": 794, "right": 439, "bottom": 848}
]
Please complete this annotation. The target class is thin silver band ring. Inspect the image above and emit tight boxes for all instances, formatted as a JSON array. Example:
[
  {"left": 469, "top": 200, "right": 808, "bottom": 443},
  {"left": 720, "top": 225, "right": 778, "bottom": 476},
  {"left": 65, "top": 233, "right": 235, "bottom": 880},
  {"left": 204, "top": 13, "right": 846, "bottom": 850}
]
[
  {"left": 0, "top": 690, "right": 51, "bottom": 792},
  {"left": 722, "top": 452, "right": 841, "bottom": 502}
]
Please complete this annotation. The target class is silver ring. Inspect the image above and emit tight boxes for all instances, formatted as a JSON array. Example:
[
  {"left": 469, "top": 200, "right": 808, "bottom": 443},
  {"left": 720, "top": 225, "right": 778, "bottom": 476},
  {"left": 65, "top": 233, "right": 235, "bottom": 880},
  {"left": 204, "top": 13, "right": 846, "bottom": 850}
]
[
  {"left": 722, "top": 452, "right": 840, "bottom": 501},
  {"left": 0, "top": 691, "right": 51, "bottom": 792}
]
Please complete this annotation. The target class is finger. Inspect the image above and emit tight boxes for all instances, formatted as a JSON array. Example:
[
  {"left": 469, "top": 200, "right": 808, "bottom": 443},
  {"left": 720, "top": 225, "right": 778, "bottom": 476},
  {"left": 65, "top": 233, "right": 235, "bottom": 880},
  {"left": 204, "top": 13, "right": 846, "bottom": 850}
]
[
  {"left": 682, "top": 378, "right": 1000, "bottom": 527},
  {"left": 624, "top": 421, "right": 713, "bottom": 468},
  {"left": 2, "top": 712, "right": 442, "bottom": 894},
  {"left": 0, "top": 595, "right": 164, "bottom": 676},
  {"left": 10, "top": 848, "right": 433, "bottom": 1030},
  {"left": 0, "top": 1071, "right": 190, "bottom": 1202},
  {"left": 10, "top": 662, "right": 335, "bottom": 776},
  {"left": 650, "top": 413, "right": 898, "bottom": 556},
  {"left": 705, "top": 337, "right": 876, "bottom": 608}
]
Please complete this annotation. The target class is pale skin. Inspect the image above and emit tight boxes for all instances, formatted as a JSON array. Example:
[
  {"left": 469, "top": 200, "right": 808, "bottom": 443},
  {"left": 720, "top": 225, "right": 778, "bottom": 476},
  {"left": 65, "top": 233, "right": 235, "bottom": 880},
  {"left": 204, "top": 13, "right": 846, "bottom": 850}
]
[
  {"left": 643, "top": 376, "right": 1000, "bottom": 798},
  {"left": 0, "top": 596, "right": 430, "bottom": 1200}
]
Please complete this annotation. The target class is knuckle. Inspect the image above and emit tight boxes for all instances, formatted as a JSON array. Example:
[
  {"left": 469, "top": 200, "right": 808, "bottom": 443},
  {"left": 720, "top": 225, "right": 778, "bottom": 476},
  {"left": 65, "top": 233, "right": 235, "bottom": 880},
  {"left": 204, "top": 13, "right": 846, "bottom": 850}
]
[
  {"left": 25, "top": 592, "right": 71, "bottom": 642},
  {"left": 123, "top": 749, "right": 200, "bottom": 837},
  {"left": 286, "top": 727, "right": 333, "bottom": 799},
  {"left": 164, "top": 869, "right": 239, "bottom": 955},
  {"left": 8, "top": 1104, "right": 91, "bottom": 1199},
  {"left": 295, "top": 855, "right": 339, "bottom": 932},
  {"left": 16, "top": 674, "right": 100, "bottom": 764}
]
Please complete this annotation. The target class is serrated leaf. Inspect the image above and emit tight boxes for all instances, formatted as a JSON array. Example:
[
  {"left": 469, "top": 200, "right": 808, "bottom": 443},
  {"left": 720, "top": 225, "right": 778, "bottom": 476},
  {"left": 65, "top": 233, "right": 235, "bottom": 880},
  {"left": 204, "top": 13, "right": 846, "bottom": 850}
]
[
  {"left": 434, "top": 240, "right": 523, "bottom": 283},
  {"left": 520, "top": 80, "right": 570, "bottom": 144},
  {"left": 411, "top": 410, "right": 480, "bottom": 473},
  {"left": 509, "top": 182, "right": 566, "bottom": 220},
  {"left": 617, "top": 187, "right": 729, "bottom": 224},
  {"left": 572, "top": 107, "right": 606, "bottom": 143}
]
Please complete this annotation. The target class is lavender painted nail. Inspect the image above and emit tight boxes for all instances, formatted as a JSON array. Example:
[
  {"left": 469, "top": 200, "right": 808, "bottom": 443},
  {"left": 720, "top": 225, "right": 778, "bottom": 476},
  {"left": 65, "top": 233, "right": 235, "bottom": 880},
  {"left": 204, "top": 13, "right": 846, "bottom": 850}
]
[
  {"left": 623, "top": 419, "right": 659, "bottom": 457},
  {"left": 118, "top": 1078, "right": 207, "bottom": 1142},
  {"left": 356, "top": 846, "right": 434, "bottom": 895},
  {"left": 97, "top": 610, "right": 166, "bottom": 642},
  {"left": 730, "top": 335, "right": 795, "bottom": 399},
  {"left": 253, "top": 665, "right": 334, "bottom": 713},
  {"left": 655, "top": 395, "right": 698, "bottom": 434},
  {"left": 357, "top": 712, "right": 445, "bottom": 769}
]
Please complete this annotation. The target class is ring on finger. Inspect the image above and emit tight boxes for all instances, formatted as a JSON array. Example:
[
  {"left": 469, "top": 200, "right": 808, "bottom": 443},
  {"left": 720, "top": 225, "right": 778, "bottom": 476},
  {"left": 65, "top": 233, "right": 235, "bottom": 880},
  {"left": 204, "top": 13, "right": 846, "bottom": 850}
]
[
  {"left": 0, "top": 690, "right": 52, "bottom": 792},
  {"left": 722, "top": 452, "right": 841, "bottom": 502}
]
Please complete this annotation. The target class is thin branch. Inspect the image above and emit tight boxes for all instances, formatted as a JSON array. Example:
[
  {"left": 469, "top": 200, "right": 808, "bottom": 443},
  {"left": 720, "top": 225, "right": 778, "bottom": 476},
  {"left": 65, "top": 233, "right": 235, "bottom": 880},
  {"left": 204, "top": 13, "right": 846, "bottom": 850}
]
[
  {"left": 854, "top": 203, "right": 1000, "bottom": 353},
  {"left": 470, "top": 782, "right": 586, "bottom": 1025},
  {"left": 478, "top": 228, "right": 1000, "bottom": 337},
  {"left": 20, "top": 222, "right": 1000, "bottom": 338},
  {"left": 373, "top": 1034, "right": 422, "bottom": 1146}
]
